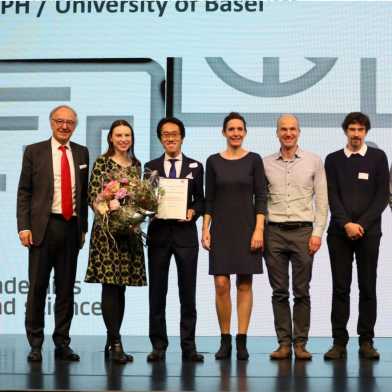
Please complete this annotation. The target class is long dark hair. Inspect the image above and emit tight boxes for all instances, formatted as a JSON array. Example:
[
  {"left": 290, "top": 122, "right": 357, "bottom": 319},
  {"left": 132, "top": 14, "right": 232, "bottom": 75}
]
[{"left": 103, "top": 119, "right": 140, "bottom": 166}]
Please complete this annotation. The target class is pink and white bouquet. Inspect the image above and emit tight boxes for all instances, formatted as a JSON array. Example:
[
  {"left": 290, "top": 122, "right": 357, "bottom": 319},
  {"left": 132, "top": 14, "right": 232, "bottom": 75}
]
[{"left": 95, "top": 166, "right": 162, "bottom": 238}]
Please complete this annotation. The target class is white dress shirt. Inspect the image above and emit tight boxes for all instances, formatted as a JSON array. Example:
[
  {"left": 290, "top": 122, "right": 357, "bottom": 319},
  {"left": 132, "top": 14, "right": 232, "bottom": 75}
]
[
  {"left": 51, "top": 137, "right": 76, "bottom": 215},
  {"left": 163, "top": 153, "right": 183, "bottom": 178}
]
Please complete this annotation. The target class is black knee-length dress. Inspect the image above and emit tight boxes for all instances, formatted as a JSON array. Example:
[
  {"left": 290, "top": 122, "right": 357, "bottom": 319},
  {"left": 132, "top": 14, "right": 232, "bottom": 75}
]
[{"left": 205, "top": 152, "right": 267, "bottom": 275}]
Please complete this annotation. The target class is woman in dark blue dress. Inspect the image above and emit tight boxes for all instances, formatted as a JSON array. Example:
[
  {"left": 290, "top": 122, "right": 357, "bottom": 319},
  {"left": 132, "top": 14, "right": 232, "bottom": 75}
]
[{"left": 202, "top": 112, "right": 267, "bottom": 360}]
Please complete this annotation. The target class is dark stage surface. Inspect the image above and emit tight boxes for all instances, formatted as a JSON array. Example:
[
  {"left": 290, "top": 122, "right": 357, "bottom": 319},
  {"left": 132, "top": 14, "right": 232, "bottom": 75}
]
[{"left": 1, "top": 335, "right": 392, "bottom": 391}]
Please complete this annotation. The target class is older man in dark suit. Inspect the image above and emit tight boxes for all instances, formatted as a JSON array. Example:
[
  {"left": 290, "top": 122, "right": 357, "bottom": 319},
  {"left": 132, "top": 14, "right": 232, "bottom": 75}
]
[
  {"left": 17, "top": 105, "right": 89, "bottom": 362},
  {"left": 145, "top": 117, "right": 204, "bottom": 362}
]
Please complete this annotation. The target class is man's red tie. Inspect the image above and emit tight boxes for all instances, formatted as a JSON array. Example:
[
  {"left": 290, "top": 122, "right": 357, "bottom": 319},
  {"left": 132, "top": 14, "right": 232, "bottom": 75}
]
[{"left": 59, "top": 146, "right": 73, "bottom": 220}]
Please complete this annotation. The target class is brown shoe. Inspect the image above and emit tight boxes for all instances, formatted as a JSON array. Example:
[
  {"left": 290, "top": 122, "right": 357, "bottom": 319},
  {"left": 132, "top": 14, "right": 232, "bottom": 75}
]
[
  {"left": 294, "top": 343, "right": 312, "bottom": 360},
  {"left": 270, "top": 344, "right": 292, "bottom": 360},
  {"left": 324, "top": 344, "right": 347, "bottom": 360},
  {"left": 359, "top": 342, "right": 380, "bottom": 360}
]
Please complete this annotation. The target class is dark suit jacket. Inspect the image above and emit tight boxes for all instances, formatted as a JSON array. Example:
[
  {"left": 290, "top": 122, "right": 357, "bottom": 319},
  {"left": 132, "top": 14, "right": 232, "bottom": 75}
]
[
  {"left": 145, "top": 154, "right": 204, "bottom": 247},
  {"left": 17, "top": 139, "right": 89, "bottom": 247}
]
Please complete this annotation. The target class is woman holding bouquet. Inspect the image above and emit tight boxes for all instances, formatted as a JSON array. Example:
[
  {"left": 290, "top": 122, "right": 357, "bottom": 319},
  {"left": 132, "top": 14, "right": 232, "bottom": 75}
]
[
  {"left": 202, "top": 112, "right": 267, "bottom": 360},
  {"left": 85, "top": 119, "right": 146, "bottom": 364}
]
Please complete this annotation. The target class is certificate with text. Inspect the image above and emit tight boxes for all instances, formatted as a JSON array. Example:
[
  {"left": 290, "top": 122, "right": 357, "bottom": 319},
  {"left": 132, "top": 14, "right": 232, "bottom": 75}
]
[{"left": 157, "top": 178, "right": 188, "bottom": 220}]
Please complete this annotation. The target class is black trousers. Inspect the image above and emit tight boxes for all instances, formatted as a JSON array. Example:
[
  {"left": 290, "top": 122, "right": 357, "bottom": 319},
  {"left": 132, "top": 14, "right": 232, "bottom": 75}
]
[
  {"left": 25, "top": 215, "right": 79, "bottom": 348},
  {"left": 327, "top": 233, "right": 381, "bottom": 346},
  {"left": 148, "top": 245, "right": 198, "bottom": 353}
]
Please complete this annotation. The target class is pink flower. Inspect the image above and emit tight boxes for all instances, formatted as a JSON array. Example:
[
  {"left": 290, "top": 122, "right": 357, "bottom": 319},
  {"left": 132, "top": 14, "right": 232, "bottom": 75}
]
[
  {"left": 96, "top": 193, "right": 105, "bottom": 203},
  {"left": 115, "top": 188, "right": 128, "bottom": 200},
  {"left": 102, "top": 189, "right": 113, "bottom": 200},
  {"left": 104, "top": 180, "right": 120, "bottom": 193},
  {"left": 119, "top": 177, "right": 129, "bottom": 185},
  {"left": 109, "top": 199, "right": 121, "bottom": 211}
]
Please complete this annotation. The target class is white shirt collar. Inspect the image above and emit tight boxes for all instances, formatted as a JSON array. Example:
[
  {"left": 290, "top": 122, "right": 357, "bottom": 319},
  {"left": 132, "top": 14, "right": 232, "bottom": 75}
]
[
  {"left": 164, "top": 152, "right": 182, "bottom": 161},
  {"left": 51, "top": 137, "right": 71, "bottom": 151},
  {"left": 344, "top": 143, "right": 367, "bottom": 158}
]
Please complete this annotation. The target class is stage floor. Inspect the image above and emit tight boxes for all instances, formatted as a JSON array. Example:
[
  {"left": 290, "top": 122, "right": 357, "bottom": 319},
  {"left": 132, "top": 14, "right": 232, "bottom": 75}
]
[{"left": 1, "top": 335, "right": 392, "bottom": 391}]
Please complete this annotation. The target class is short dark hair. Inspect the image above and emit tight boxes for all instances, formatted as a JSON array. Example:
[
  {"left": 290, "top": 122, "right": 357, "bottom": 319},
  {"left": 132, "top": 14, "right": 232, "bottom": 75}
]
[
  {"left": 342, "top": 112, "right": 371, "bottom": 132},
  {"left": 156, "top": 117, "right": 185, "bottom": 139},
  {"left": 222, "top": 112, "right": 247, "bottom": 131},
  {"left": 103, "top": 119, "right": 140, "bottom": 166}
]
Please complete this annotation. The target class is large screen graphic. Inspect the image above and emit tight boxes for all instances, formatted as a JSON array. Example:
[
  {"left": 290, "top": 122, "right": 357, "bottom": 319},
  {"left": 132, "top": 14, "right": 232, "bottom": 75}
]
[{"left": 1, "top": 1, "right": 391, "bottom": 336}]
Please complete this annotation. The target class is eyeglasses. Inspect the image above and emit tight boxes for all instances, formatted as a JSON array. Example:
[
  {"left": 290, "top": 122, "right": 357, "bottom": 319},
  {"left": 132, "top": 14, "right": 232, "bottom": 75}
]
[
  {"left": 51, "top": 118, "right": 76, "bottom": 127},
  {"left": 161, "top": 132, "right": 181, "bottom": 140}
]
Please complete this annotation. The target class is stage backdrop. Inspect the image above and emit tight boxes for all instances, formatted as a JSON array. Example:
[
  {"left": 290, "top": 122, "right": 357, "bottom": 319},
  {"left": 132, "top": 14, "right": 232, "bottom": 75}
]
[{"left": 0, "top": 1, "right": 391, "bottom": 337}]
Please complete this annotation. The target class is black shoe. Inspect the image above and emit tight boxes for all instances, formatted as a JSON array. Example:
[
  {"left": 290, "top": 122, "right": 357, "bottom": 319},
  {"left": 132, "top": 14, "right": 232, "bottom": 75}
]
[
  {"left": 107, "top": 340, "right": 129, "bottom": 364},
  {"left": 147, "top": 349, "right": 166, "bottom": 362},
  {"left": 236, "top": 334, "right": 249, "bottom": 361},
  {"left": 54, "top": 346, "right": 80, "bottom": 361},
  {"left": 105, "top": 338, "right": 133, "bottom": 362},
  {"left": 182, "top": 351, "right": 204, "bottom": 362},
  {"left": 27, "top": 347, "right": 42, "bottom": 362},
  {"left": 215, "top": 334, "right": 232, "bottom": 360}
]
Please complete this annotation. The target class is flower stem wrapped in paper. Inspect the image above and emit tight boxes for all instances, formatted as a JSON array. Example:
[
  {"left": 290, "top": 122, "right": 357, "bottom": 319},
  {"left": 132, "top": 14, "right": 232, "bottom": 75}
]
[{"left": 94, "top": 166, "right": 163, "bottom": 241}]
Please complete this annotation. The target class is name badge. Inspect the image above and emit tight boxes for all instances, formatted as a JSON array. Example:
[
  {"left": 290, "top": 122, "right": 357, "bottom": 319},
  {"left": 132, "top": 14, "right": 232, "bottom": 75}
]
[{"left": 358, "top": 172, "right": 369, "bottom": 180}]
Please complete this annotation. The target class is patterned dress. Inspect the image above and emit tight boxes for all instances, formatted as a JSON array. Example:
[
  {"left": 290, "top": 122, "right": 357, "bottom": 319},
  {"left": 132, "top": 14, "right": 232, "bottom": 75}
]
[{"left": 85, "top": 156, "right": 147, "bottom": 286}]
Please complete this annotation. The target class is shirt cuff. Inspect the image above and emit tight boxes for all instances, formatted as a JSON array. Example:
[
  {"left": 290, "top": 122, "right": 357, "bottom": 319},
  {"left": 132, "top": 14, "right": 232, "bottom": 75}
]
[{"left": 312, "top": 226, "right": 324, "bottom": 238}]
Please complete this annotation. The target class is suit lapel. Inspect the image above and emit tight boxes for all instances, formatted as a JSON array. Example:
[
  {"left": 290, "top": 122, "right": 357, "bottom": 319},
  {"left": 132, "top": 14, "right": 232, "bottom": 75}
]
[
  {"left": 46, "top": 139, "right": 55, "bottom": 198},
  {"left": 180, "top": 154, "right": 192, "bottom": 208},
  {"left": 70, "top": 142, "right": 81, "bottom": 211},
  {"left": 179, "top": 154, "right": 189, "bottom": 179},
  {"left": 157, "top": 154, "right": 166, "bottom": 178}
]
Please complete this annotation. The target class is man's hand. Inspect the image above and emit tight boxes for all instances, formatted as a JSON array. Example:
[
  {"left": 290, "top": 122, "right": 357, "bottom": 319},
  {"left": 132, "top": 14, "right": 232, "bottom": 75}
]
[
  {"left": 344, "top": 222, "right": 364, "bottom": 240},
  {"left": 308, "top": 236, "right": 321, "bottom": 255},
  {"left": 250, "top": 229, "right": 264, "bottom": 251},
  {"left": 179, "top": 209, "right": 195, "bottom": 222},
  {"left": 19, "top": 230, "right": 33, "bottom": 247},
  {"left": 201, "top": 228, "right": 211, "bottom": 251}
]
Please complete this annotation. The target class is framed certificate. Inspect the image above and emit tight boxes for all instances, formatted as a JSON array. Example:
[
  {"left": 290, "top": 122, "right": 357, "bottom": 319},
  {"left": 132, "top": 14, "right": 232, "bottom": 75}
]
[{"left": 157, "top": 178, "right": 188, "bottom": 220}]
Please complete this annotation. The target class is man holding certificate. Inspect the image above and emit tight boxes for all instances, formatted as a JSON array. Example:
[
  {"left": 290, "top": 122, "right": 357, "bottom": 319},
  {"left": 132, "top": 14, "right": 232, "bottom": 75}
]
[{"left": 145, "top": 117, "right": 205, "bottom": 362}]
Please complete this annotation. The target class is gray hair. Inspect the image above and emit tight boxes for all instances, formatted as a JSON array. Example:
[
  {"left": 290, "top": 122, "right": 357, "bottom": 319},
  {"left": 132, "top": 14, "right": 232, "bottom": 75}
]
[{"left": 49, "top": 105, "right": 78, "bottom": 125}]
